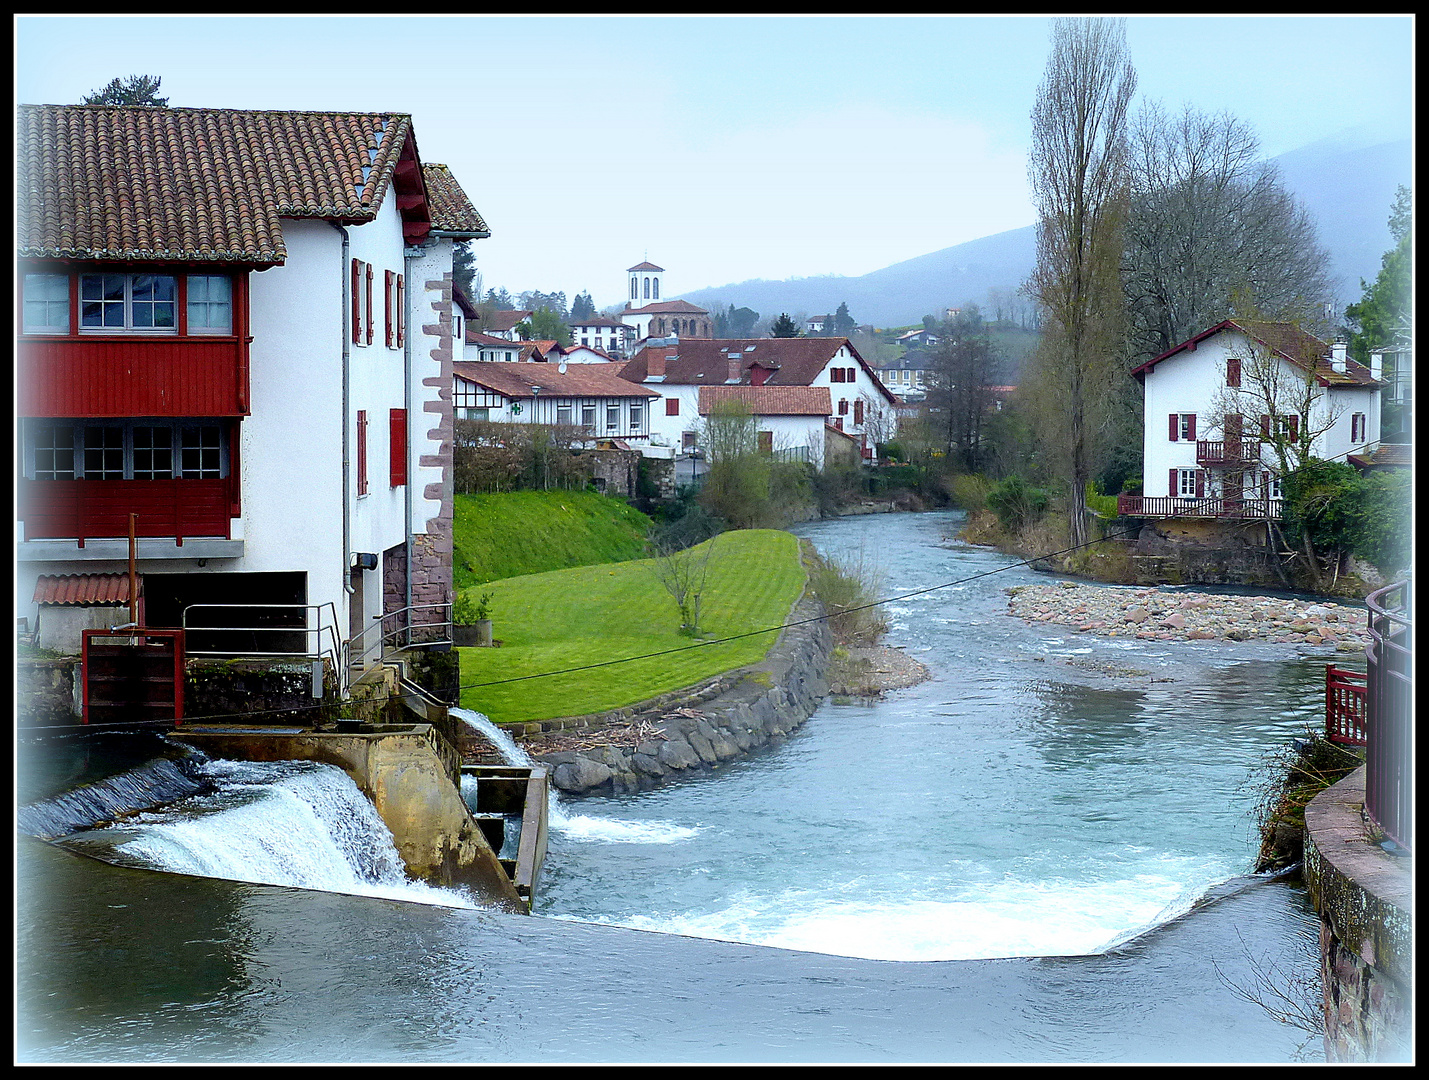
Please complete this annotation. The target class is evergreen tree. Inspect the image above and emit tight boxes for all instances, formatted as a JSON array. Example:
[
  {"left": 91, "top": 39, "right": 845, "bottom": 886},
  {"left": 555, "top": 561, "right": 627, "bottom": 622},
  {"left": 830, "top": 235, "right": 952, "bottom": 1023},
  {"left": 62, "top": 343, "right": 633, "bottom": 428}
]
[
  {"left": 769, "top": 313, "right": 801, "bottom": 338},
  {"left": 1345, "top": 186, "right": 1411, "bottom": 368},
  {"left": 831, "top": 301, "right": 857, "bottom": 336},
  {"left": 452, "top": 240, "right": 478, "bottom": 299},
  {"left": 82, "top": 75, "right": 169, "bottom": 107},
  {"left": 570, "top": 291, "right": 597, "bottom": 321}
]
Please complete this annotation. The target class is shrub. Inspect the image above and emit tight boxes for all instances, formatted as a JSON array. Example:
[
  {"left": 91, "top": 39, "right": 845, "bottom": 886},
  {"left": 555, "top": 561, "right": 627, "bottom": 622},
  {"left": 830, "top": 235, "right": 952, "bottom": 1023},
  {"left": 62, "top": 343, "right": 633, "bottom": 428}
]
[
  {"left": 986, "top": 474, "right": 1048, "bottom": 534},
  {"left": 948, "top": 473, "right": 992, "bottom": 512},
  {"left": 807, "top": 546, "right": 888, "bottom": 646}
]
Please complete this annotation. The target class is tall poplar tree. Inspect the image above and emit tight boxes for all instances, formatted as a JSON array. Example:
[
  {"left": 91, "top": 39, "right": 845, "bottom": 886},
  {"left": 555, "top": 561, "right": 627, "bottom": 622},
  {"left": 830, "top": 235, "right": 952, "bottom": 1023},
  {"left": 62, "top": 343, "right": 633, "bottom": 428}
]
[{"left": 1025, "top": 17, "right": 1137, "bottom": 548}]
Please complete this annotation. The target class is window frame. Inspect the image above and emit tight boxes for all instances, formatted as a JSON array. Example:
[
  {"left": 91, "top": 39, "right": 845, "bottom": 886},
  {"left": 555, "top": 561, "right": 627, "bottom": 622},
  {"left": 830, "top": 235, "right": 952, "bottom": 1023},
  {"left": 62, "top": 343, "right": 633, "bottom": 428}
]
[
  {"left": 23, "top": 272, "right": 71, "bottom": 335},
  {"left": 185, "top": 274, "right": 234, "bottom": 335},
  {"left": 79, "top": 271, "right": 179, "bottom": 334},
  {"left": 22, "top": 419, "right": 229, "bottom": 481}
]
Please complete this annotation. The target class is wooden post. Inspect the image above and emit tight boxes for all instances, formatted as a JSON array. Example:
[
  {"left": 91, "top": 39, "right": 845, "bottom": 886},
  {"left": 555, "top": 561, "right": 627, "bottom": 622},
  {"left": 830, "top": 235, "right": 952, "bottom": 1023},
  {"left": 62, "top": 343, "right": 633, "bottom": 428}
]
[{"left": 129, "top": 513, "right": 139, "bottom": 627}]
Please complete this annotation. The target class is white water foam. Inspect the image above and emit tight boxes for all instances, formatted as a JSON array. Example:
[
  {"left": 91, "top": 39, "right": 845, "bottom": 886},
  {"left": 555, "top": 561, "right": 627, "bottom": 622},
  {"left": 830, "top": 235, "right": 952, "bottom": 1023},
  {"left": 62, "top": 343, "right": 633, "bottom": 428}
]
[
  {"left": 451, "top": 707, "right": 700, "bottom": 845},
  {"left": 91, "top": 759, "right": 475, "bottom": 908}
]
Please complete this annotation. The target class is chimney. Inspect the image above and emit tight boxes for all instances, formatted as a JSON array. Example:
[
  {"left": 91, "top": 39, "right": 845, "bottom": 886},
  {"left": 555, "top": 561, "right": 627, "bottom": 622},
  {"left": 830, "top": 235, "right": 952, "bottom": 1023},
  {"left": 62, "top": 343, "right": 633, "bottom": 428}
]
[
  {"left": 1371, "top": 351, "right": 1384, "bottom": 381},
  {"left": 646, "top": 346, "right": 669, "bottom": 381},
  {"left": 727, "top": 352, "right": 743, "bottom": 384},
  {"left": 1331, "top": 340, "right": 1348, "bottom": 373}
]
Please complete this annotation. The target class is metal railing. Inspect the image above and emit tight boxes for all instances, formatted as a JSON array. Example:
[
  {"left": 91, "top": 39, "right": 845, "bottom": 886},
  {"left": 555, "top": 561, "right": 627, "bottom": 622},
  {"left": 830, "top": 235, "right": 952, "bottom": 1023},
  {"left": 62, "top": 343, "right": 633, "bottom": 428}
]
[
  {"left": 1115, "top": 494, "right": 1284, "bottom": 520},
  {"left": 346, "top": 601, "right": 454, "bottom": 670},
  {"left": 1365, "top": 581, "right": 1412, "bottom": 852},
  {"left": 1324, "top": 664, "right": 1368, "bottom": 746},
  {"left": 182, "top": 602, "right": 345, "bottom": 694}
]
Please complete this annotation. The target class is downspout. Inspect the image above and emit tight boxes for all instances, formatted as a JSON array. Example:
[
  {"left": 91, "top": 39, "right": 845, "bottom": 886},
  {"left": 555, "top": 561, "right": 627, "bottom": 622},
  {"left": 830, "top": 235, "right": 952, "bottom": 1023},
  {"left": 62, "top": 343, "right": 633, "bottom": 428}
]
[
  {"left": 403, "top": 245, "right": 416, "bottom": 639},
  {"left": 331, "top": 223, "right": 354, "bottom": 622}
]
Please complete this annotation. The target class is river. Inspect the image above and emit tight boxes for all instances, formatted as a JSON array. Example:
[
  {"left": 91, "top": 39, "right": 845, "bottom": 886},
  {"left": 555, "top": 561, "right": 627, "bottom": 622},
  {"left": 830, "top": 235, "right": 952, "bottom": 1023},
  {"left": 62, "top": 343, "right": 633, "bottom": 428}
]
[{"left": 16, "top": 510, "right": 1328, "bottom": 1063}]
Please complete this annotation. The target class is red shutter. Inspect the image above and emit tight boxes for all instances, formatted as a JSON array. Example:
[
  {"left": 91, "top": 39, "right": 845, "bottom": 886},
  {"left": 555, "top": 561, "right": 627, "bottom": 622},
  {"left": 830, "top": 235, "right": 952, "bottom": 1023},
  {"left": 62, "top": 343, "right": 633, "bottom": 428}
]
[
  {"left": 666, "top": 398, "right": 679, "bottom": 416},
  {"left": 1168, "top": 414, "right": 1179, "bottom": 441},
  {"left": 385, "top": 270, "right": 394, "bottom": 347},
  {"left": 389, "top": 408, "right": 407, "bottom": 487},
  {"left": 356, "top": 410, "right": 368, "bottom": 496},
  {"left": 854, "top": 399, "right": 864, "bottom": 424},
  {"left": 1186, "top": 414, "right": 1197, "bottom": 441},
  {"left": 351, "top": 259, "right": 362, "bottom": 344},
  {"left": 1226, "top": 357, "right": 1240, "bottom": 387},
  {"left": 396, "top": 274, "right": 405, "bottom": 347},
  {"left": 1195, "top": 471, "right": 1205, "bottom": 499},
  {"left": 365, "top": 264, "right": 374, "bottom": 345},
  {"left": 1169, "top": 468, "right": 1178, "bottom": 498},
  {"left": 838, "top": 399, "right": 849, "bottom": 416},
  {"left": 1288, "top": 415, "right": 1299, "bottom": 443}
]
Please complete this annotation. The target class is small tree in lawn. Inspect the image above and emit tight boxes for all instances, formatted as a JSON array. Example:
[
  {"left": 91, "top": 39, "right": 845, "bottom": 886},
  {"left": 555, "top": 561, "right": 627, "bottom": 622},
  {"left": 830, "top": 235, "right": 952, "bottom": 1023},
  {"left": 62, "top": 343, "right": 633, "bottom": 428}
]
[{"left": 650, "top": 535, "right": 718, "bottom": 638}]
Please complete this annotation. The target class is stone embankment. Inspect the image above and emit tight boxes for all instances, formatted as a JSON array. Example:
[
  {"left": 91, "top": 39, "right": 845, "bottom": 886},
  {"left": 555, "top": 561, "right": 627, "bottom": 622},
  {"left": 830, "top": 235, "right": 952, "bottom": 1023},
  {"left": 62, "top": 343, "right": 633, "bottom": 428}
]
[
  {"left": 522, "top": 594, "right": 833, "bottom": 796},
  {"left": 1006, "top": 580, "right": 1371, "bottom": 650}
]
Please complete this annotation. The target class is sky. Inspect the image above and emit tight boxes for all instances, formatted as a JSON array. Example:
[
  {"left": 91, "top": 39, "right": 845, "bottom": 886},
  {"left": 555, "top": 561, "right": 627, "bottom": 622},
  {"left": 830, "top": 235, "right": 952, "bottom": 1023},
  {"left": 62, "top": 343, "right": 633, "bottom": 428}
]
[{"left": 13, "top": 14, "right": 1414, "bottom": 309}]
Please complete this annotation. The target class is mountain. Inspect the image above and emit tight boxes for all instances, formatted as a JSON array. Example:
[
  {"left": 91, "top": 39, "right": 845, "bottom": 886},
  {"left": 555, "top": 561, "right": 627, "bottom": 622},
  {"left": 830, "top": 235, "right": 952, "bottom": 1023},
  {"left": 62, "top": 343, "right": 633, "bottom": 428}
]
[{"left": 676, "top": 128, "right": 1410, "bottom": 328}]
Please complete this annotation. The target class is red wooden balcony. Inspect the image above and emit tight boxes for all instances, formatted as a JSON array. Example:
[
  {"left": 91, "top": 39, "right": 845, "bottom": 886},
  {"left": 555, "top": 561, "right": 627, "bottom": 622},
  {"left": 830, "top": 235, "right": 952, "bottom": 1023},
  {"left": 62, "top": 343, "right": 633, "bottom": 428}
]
[
  {"left": 18, "top": 336, "right": 250, "bottom": 418},
  {"left": 19, "top": 478, "right": 235, "bottom": 542},
  {"left": 1195, "top": 439, "right": 1263, "bottom": 468},
  {"left": 1324, "top": 664, "right": 1367, "bottom": 747},
  {"left": 1115, "top": 494, "right": 1284, "bottom": 521}
]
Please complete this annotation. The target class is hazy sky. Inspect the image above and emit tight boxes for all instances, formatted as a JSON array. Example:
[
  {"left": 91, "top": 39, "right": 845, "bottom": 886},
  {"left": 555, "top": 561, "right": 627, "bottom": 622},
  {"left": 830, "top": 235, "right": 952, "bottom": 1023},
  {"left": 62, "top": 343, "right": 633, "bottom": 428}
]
[{"left": 14, "top": 15, "right": 1414, "bottom": 308}]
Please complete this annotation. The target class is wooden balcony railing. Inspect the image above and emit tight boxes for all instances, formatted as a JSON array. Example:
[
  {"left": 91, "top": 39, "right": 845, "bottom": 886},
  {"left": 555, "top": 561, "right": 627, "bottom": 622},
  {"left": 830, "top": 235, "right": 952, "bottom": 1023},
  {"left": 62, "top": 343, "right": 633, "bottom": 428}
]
[
  {"left": 1195, "top": 439, "right": 1263, "bottom": 467},
  {"left": 1324, "top": 665, "right": 1368, "bottom": 746},
  {"left": 19, "top": 478, "right": 234, "bottom": 542},
  {"left": 1115, "top": 494, "right": 1284, "bottom": 520}
]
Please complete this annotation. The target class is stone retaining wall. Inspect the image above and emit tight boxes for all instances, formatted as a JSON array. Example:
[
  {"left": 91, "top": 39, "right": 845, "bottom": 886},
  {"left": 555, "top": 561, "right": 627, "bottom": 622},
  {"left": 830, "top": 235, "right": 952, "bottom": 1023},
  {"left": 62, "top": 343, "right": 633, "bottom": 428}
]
[{"left": 527, "top": 593, "right": 832, "bottom": 795}]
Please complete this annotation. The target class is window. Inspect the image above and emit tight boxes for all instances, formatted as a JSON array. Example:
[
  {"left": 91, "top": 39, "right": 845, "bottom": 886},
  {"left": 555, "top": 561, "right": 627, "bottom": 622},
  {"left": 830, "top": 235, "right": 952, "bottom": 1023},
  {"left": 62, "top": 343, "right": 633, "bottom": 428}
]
[
  {"left": 606, "top": 404, "right": 620, "bottom": 432},
  {"left": 582, "top": 404, "right": 597, "bottom": 431},
  {"left": 631, "top": 276, "right": 639, "bottom": 301},
  {"left": 666, "top": 398, "right": 680, "bottom": 416},
  {"left": 629, "top": 402, "right": 643, "bottom": 432},
  {"left": 1177, "top": 468, "right": 1201, "bottom": 498},
  {"left": 396, "top": 274, "right": 405, "bottom": 347},
  {"left": 386, "top": 271, "right": 396, "bottom": 347},
  {"left": 1267, "top": 475, "right": 1284, "bottom": 500},
  {"left": 81, "top": 273, "right": 176, "bottom": 331},
  {"left": 24, "top": 273, "right": 69, "bottom": 334},
  {"left": 652, "top": 278, "right": 659, "bottom": 299},
  {"left": 1168, "top": 413, "right": 1197, "bottom": 441},
  {"left": 557, "top": 403, "right": 572, "bottom": 426},
  {"left": 682, "top": 430, "right": 697, "bottom": 450},
  {"left": 838, "top": 399, "right": 849, "bottom": 416},
  {"left": 1351, "top": 412, "right": 1367, "bottom": 443},
  {"left": 1225, "top": 356, "right": 1241, "bottom": 388},
  {"left": 25, "top": 421, "right": 227, "bottom": 481},
  {"left": 854, "top": 399, "right": 865, "bottom": 425},
  {"left": 187, "top": 275, "right": 232, "bottom": 334},
  {"left": 644, "top": 277, "right": 650, "bottom": 300},
  {"left": 757, "top": 430, "right": 773, "bottom": 454}
]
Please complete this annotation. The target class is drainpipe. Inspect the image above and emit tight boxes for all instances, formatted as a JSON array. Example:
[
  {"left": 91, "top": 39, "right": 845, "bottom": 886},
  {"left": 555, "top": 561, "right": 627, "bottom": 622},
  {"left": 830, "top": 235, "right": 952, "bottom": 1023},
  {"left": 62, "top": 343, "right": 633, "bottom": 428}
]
[
  {"left": 331, "top": 223, "right": 354, "bottom": 626},
  {"left": 403, "top": 245, "right": 416, "bottom": 642}
]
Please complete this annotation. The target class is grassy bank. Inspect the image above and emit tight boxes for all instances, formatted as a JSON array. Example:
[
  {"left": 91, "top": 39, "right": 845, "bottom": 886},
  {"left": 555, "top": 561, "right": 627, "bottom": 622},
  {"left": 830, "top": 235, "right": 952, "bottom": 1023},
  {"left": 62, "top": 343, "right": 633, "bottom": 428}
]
[
  {"left": 453, "top": 490, "right": 652, "bottom": 588},
  {"left": 459, "top": 529, "right": 805, "bottom": 724}
]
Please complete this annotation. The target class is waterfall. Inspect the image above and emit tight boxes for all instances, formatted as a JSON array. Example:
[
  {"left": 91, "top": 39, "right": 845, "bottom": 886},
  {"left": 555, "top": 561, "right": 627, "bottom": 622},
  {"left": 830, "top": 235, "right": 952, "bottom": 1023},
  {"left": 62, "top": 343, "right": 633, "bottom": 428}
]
[
  {"left": 451, "top": 708, "right": 698, "bottom": 845},
  {"left": 57, "top": 758, "right": 475, "bottom": 909},
  {"left": 18, "top": 748, "right": 213, "bottom": 840}
]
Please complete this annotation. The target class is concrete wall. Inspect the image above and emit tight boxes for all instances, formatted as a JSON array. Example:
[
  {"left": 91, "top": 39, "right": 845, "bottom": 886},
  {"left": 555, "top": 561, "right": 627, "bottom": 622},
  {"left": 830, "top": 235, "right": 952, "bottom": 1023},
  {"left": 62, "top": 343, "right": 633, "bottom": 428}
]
[{"left": 1303, "top": 766, "right": 1412, "bottom": 1062}]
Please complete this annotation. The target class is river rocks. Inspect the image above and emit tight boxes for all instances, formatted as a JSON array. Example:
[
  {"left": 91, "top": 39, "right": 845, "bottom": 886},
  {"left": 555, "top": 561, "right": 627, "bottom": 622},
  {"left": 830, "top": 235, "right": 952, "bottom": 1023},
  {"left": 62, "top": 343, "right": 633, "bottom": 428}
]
[{"left": 1006, "top": 581, "right": 1372, "bottom": 649}]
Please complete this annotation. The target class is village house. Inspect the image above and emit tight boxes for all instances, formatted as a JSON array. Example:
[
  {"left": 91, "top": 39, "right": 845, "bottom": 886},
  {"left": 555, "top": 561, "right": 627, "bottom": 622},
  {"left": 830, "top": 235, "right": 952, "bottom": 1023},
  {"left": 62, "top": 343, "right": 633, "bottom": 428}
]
[
  {"left": 1120, "top": 320, "right": 1383, "bottom": 521},
  {"left": 16, "top": 103, "right": 485, "bottom": 671},
  {"left": 477, "top": 307, "right": 533, "bottom": 340},
  {"left": 620, "top": 336, "right": 899, "bottom": 465},
  {"left": 567, "top": 314, "right": 634, "bottom": 358},
  {"left": 452, "top": 360, "right": 658, "bottom": 440},
  {"left": 876, "top": 354, "right": 929, "bottom": 400}
]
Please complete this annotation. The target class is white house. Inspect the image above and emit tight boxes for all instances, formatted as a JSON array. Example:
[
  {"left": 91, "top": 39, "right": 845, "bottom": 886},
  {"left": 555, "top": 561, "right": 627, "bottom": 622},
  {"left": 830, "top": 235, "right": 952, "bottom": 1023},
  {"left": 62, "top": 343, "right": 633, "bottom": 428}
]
[
  {"left": 567, "top": 314, "right": 634, "bottom": 358},
  {"left": 620, "top": 336, "right": 899, "bottom": 463},
  {"left": 452, "top": 361, "right": 659, "bottom": 440},
  {"left": 478, "top": 308, "right": 533, "bottom": 340},
  {"left": 696, "top": 385, "right": 834, "bottom": 466},
  {"left": 1123, "top": 320, "right": 1383, "bottom": 519},
  {"left": 463, "top": 331, "right": 523, "bottom": 363},
  {"left": 17, "top": 104, "right": 485, "bottom": 674}
]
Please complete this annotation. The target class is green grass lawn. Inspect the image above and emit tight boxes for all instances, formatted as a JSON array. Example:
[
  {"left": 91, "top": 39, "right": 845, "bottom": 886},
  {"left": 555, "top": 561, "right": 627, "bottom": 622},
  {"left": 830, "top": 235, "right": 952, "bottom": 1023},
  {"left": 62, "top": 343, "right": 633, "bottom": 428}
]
[
  {"left": 459, "top": 529, "right": 806, "bottom": 724},
  {"left": 453, "top": 490, "right": 652, "bottom": 588}
]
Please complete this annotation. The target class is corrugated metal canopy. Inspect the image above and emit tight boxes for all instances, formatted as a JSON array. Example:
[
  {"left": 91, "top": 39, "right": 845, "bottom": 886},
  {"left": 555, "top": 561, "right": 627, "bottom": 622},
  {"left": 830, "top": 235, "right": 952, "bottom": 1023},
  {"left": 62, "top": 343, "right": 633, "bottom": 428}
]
[{"left": 33, "top": 573, "right": 133, "bottom": 606}]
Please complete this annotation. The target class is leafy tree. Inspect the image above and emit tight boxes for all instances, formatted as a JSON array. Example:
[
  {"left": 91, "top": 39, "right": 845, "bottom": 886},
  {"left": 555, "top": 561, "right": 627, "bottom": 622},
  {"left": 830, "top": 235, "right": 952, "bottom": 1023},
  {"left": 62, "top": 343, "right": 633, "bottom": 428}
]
[
  {"left": 714, "top": 304, "right": 760, "bottom": 338},
  {"left": 831, "top": 301, "right": 857, "bottom": 336},
  {"left": 518, "top": 290, "right": 569, "bottom": 322},
  {"left": 82, "top": 74, "right": 169, "bottom": 107},
  {"left": 523, "top": 307, "right": 571, "bottom": 346},
  {"left": 1025, "top": 16, "right": 1136, "bottom": 549},
  {"left": 1350, "top": 469, "right": 1411, "bottom": 573},
  {"left": 1123, "top": 103, "right": 1332, "bottom": 362},
  {"left": 769, "top": 313, "right": 801, "bottom": 338},
  {"left": 986, "top": 474, "right": 1049, "bottom": 535},
  {"left": 570, "top": 291, "right": 597, "bottom": 321}
]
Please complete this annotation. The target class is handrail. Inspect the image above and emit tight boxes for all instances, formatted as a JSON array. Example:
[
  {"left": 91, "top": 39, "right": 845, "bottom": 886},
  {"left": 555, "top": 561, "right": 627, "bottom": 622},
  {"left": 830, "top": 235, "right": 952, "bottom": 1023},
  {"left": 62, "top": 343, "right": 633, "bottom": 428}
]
[
  {"left": 1364, "top": 580, "right": 1412, "bottom": 852},
  {"left": 181, "top": 601, "right": 345, "bottom": 695},
  {"left": 346, "top": 600, "right": 454, "bottom": 667}
]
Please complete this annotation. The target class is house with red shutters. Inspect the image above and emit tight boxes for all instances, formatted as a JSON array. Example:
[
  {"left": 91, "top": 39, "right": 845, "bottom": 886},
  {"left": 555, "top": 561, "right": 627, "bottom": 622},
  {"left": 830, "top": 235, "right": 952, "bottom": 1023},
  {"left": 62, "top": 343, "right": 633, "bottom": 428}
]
[
  {"left": 1119, "top": 320, "right": 1383, "bottom": 522},
  {"left": 16, "top": 103, "right": 488, "bottom": 672},
  {"left": 620, "top": 336, "right": 899, "bottom": 467}
]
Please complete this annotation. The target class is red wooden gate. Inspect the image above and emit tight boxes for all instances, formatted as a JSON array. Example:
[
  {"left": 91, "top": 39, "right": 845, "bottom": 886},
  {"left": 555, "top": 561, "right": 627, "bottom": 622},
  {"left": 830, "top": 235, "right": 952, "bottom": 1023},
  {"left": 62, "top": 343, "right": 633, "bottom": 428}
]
[
  {"left": 1324, "top": 664, "right": 1367, "bottom": 747},
  {"left": 82, "top": 628, "right": 186, "bottom": 726}
]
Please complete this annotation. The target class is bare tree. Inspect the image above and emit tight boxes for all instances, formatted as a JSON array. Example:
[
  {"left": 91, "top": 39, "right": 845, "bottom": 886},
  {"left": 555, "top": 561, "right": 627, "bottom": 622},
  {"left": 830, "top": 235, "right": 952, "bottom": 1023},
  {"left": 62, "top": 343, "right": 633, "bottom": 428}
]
[
  {"left": 926, "top": 308, "right": 997, "bottom": 472},
  {"left": 1123, "top": 104, "right": 1334, "bottom": 362},
  {"left": 650, "top": 535, "right": 719, "bottom": 638},
  {"left": 1025, "top": 17, "right": 1137, "bottom": 548}
]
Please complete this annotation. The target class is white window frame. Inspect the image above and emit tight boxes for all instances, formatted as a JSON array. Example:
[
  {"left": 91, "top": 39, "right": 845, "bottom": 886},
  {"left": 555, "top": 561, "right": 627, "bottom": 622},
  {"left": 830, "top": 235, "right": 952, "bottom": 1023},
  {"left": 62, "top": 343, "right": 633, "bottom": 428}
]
[
  {"left": 80, "top": 272, "right": 178, "bottom": 333},
  {"left": 186, "top": 274, "right": 233, "bottom": 335},
  {"left": 23, "top": 273, "right": 70, "bottom": 334},
  {"left": 1177, "top": 468, "right": 1199, "bottom": 498},
  {"left": 23, "top": 420, "right": 228, "bottom": 481}
]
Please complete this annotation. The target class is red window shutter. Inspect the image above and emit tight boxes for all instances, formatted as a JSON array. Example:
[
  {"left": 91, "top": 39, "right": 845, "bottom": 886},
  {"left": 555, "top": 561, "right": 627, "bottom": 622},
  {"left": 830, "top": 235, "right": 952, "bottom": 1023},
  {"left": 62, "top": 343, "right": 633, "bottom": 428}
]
[
  {"left": 1168, "top": 414, "right": 1179, "bottom": 441},
  {"left": 396, "top": 274, "right": 405, "bottom": 347},
  {"left": 351, "top": 259, "right": 362, "bottom": 344},
  {"left": 854, "top": 399, "right": 864, "bottom": 424},
  {"left": 389, "top": 408, "right": 407, "bottom": 487},
  {"left": 838, "top": 399, "right": 849, "bottom": 416},
  {"left": 385, "top": 271, "right": 394, "bottom": 347},
  {"left": 1260, "top": 414, "right": 1271, "bottom": 437},
  {"left": 1288, "top": 415, "right": 1299, "bottom": 442},
  {"left": 1186, "top": 414, "right": 1197, "bottom": 441},
  {"left": 666, "top": 398, "right": 679, "bottom": 416},
  {"left": 1195, "top": 471, "right": 1205, "bottom": 498},
  {"left": 356, "top": 410, "right": 368, "bottom": 496},
  {"left": 365, "top": 264, "right": 374, "bottom": 345},
  {"left": 1169, "top": 468, "right": 1179, "bottom": 497},
  {"left": 1226, "top": 357, "right": 1241, "bottom": 387}
]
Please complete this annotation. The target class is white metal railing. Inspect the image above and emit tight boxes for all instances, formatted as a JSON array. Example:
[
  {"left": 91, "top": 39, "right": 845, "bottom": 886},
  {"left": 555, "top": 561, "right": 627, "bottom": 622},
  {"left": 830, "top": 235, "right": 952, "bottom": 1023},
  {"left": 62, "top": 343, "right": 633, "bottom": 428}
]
[
  {"left": 182, "top": 601, "right": 345, "bottom": 693},
  {"left": 345, "top": 600, "right": 454, "bottom": 671}
]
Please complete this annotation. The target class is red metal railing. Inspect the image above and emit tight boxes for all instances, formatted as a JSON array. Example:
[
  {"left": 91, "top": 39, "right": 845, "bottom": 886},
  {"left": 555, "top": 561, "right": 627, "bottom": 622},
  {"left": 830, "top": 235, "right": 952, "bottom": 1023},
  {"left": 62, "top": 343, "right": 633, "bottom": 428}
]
[
  {"left": 1324, "top": 665, "right": 1367, "bottom": 746},
  {"left": 1115, "top": 494, "right": 1283, "bottom": 520},
  {"left": 1365, "top": 581, "right": 1412, "bottom": 852}
]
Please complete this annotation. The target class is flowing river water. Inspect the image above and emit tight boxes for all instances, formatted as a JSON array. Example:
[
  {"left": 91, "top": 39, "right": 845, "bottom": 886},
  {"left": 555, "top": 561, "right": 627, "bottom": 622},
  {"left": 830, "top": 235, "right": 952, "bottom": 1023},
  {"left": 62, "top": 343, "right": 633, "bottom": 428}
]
[{"left": 17, "top": 511, "right": 1330, "bottom": 1063}]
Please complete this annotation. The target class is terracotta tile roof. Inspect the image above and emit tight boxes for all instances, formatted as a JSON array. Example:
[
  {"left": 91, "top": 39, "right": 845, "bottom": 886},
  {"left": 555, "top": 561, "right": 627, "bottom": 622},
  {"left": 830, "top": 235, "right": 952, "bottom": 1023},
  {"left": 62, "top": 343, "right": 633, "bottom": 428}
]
[
  {"left": 17, "top": 103, "right": 444, "bottom": 265},
  {"left": 622, "top": 337, "right": 898, "bottom": 403},
  {"left": 570, "top": 315, "right": 628, "bottom": 329},
  {"left": 421, "top": 163, "right": 489, "bottom": 237},
  {"left": 485, "top": 310, "right": 533, "bottom": 333},
  {"left": 624, "top": 299, "right": 709, "bottom": 316},
  {"left": 627, "top": 261, "right": 664, "bottom": 271},
  {"left": 698, "top": 385, "right": 833, "bottom": 417},
  {"left": 33, "top": 573, "right": 132, "bottom": 606},
  {"left": 454, "top": 361, "right": 659, "bottom": 400},
  {"left": 1349, "top": 442, "right": 1413, "bottom": 469},
  {"left": 467, "top": 331, "right": 523, "bottom": 349},
  {"left": 1134, "top": 320, "right": 1382, "bottom": 388}
]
